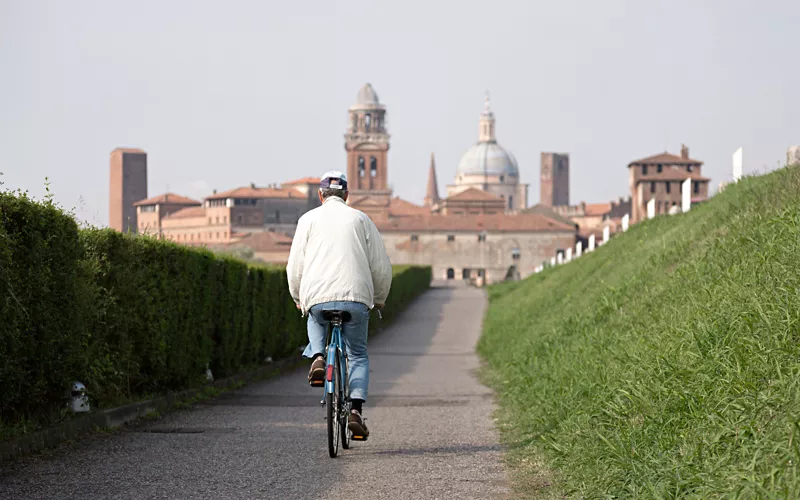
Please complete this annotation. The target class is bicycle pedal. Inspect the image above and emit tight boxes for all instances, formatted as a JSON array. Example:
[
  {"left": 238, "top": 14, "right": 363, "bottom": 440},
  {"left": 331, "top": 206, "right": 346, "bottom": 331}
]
[
  {"left": 351, "top": 435, "right": 368, "bottom": 441},
  {"left": 309, "top": 380, "right": 324, "bottom": 387}
]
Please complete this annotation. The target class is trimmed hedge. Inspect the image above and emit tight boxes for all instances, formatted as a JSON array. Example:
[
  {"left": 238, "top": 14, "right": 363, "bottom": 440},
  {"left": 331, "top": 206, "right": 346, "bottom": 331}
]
[{"left": 0, "top": 193, "right": 430, "bottom": 435}]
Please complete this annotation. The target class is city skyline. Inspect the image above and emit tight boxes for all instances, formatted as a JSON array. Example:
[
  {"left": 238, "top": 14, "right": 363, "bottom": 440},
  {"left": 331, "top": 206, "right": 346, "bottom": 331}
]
[{"left": 2, "top": 0, "right": 798, "bottom": 226}]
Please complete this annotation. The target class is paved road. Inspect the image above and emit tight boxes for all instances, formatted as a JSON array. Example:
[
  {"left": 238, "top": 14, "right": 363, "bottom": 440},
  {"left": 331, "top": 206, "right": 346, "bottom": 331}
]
[{"left": 0, "top": 285, "right": 508, "bottom": 500}]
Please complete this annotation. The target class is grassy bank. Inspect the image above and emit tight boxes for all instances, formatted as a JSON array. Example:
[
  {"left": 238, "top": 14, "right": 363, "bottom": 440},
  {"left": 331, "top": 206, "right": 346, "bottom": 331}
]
[{"left": 479, "top": 165, "right": 800, "bottom": 497}]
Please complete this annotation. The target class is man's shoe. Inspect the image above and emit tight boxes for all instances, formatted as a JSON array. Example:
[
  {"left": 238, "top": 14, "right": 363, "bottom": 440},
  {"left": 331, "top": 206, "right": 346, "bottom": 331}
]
[
  {"left": 308, "top": 356, "right": 325, "bottom": 386},
  {"left": 348, "top": 409, "right": 369, "bottom": 440}
]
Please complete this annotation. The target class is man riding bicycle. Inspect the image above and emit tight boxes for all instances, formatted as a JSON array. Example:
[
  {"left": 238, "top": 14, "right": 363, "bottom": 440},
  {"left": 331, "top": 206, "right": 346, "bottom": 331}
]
[{"left": 287, "top": 171, "right": 392, "bottom": 439}]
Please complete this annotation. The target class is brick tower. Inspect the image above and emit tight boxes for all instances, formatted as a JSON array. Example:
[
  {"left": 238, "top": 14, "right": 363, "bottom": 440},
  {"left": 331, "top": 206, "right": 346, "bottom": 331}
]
[
  {"left": 109, "top": 148, "right": 148, "bottom": 233},
  {"left": 345, "top": 83, "right": 391, "bottom": 198},
  {"left": 540, "top": 152, "right": 569, "bottom": 207}
]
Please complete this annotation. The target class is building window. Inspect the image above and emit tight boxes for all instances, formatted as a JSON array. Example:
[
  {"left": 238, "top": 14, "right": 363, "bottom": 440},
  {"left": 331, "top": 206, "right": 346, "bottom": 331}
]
[
  {"left": 642, "top": 165, "right": 648, "bottom": 175},
  {"left": 370, "top": 157, "right": 377, "bottom": 178},
  {"left": 666, "top": 182, "right": 671, "bottom": 194},
  {"left": 651, "top": 182, "right": 656, "bottom": 193},
  {"left": 237, "top": 215, "right": 244, "bottom": 224},
  {"left": 446, "top": 268, "right": 455, "bottom": 280},
  {"left": 508, "top": 195, "right": 513, "bottom": 209},
  {"left": 477, "top": 234, "right": 486, "bottom": 242},
  {"left": 365, "top": 113, "right": 371, "bottom": 132},
  {"left": 447, "top": 235, "right": 455, "bottom": 242},
  {"left": 512, "top": 248, "right": 521, "bottom": 260},
  {"left": 462, "top": 268, "right": 471, "bottom": 280},
  {"left": 694, "top": 181, "right": 699, "bottom": 194},
  {"left": 688, "top": 165, "right": 694, "bottom": 173},
  {"left": 215, "top": 216, "right": 219, "bottom": 224},
  {"left": 411, "top": 235, "right": 419, "bottom": 242},
  {"left": 358, "top": 156, "right": 365, "bottom": 177},
  {"left": 499, "top": 175, "right": 504, "bottom": 183},
  {"left": 657, "top": 164, "right": 663, "bottom": 173},
  {"left": 140, "top": 205, "right": 156, "bottom": 213},
  {"left": 223, "top": 216, "right": 227, "bottom": 224}
]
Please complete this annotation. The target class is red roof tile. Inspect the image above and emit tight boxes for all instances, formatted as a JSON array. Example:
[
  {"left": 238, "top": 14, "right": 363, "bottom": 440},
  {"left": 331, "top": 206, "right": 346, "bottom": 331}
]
[
  {"left": 584, "top": 203, "right": 612, "bottom": 216},
  {"left": 446, "top": 188, "right": 504, "bottom": 202},
  {"left": 374, "top": 213, "right": 576, "bottom": 233},
  {"left": 134, "top": 193, "right": 201, "bottom": 206},
  {"left": 205, "top": 186, "right": 304, "bottom": 200},
  {"left": 163, "top": 206, "right": 206, "bottom": 219},
  {"left": 283, "top": 177, "right": 321, "bottom": 185},
  {"left": 629, "top": 152, "right": 702, "bottom": 166}
]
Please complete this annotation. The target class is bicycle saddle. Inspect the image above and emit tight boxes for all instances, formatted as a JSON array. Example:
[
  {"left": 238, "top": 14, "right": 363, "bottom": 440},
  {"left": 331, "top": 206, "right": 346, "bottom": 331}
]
[{"left": 322, "top": 310, "right": 352, "bottom": 323}]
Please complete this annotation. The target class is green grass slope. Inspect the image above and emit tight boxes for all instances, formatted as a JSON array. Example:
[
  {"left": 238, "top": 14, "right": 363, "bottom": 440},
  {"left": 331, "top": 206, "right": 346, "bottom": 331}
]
[{"left": 479, "top": 165, "right": 800, "bottom": 498}]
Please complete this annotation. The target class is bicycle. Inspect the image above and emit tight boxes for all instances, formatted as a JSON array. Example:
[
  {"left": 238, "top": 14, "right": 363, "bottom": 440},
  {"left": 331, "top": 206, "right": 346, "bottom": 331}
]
[{"left": 311, "top": 308, "right": 381, "bottom": 458}]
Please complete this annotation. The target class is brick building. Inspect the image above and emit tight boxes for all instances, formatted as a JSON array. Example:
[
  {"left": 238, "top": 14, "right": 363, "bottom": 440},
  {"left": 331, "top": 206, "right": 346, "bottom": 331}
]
[
  {"left": 540, "top": 152, "right": 569, "bottom": 208},
  {"left": 628, "top": 145, "right": 710, "bottom": 223},
  {"left": 109, "top": 148, "right": 148, "bottom": 233}
]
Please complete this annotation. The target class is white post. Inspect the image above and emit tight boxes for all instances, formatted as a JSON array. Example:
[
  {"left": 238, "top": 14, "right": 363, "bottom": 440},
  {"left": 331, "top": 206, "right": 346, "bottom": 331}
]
[
  {"left": 682, "top": 178, "right": 692, "bottom": 212},
  {"left": 588, "top": 234, "right": 596, "bottom": 252},
  {"left": 622, "top": 214, "right": 630, "bottom": 232},
  {"left": 733, "top": 147, "right": 743, "bottom": 182},
  {"left": 566, "top": 247, "right": 572, "bottom": 262},
  {"left": 550, "top": 256, "right": 556, "bottom": 266},
  {"left": 602, "top": 226, "right": 610, "bottom": 244},
  {"left": 576, "top": 241, "right": 582, "bottom": 258},
  {"left": 556, "top": 252, "right": 563, "bottom": 265},
  {"left": 647, "top": 198, "right": 656, "bottom": 219}
]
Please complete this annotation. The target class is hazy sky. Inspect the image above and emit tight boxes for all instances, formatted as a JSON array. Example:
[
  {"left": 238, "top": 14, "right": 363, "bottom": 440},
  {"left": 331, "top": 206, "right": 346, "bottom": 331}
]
[{"left": 2, "top": 0, "right": 798, "bottom": 226}]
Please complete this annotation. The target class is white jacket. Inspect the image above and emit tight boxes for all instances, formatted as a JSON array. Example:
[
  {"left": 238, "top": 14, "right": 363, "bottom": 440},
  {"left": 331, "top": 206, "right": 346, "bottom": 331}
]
[{"left": 287, "top": 196, "right": 392, "bottom": 313}]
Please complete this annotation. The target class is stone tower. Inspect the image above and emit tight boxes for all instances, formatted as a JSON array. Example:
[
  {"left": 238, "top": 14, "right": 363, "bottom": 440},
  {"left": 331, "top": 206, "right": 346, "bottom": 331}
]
[
  {"left": 345, "top": 83, "right": 391, "bottom": 196},
  {"left": 109, "top": 147, "right": 148, "bottom": 233},
  {"left": 424, "top": 152, "right": 440, "bottom": 207},
  {"left": 540, "top": 152, "right": 569, "bottom": 207}
]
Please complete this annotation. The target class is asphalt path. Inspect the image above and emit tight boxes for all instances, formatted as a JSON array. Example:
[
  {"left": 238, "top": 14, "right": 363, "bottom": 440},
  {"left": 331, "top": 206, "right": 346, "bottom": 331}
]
[{"left": 0, "top": 284, "right": 509, "bottom": 499}]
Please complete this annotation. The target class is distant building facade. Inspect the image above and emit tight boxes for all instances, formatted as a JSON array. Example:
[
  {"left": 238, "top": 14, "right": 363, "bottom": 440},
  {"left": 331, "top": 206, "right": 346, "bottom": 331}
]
[
  {"left": 109, "top": 148, "right": 148, "bottom": 233},
  {"left": 540, "top": 152, "right": 569, "bottom": 208},
  {"left": 628, "top": 145, "right": 710, "bottom": 223}
]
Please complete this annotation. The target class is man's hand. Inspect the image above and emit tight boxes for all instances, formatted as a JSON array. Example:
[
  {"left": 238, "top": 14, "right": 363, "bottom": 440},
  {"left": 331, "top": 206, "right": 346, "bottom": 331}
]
[
  {"left": 295, "top": 302, "right": 302, "bottom": 310},
  {"left": 374, "top": 303, "right": 384, "bottom": 310}
]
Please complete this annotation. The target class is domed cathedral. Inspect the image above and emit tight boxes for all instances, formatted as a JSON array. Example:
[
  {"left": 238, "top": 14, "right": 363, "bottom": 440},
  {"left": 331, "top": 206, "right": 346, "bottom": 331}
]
[
  {"left": 344, "top": 83, "right": 393, "bottom": 207},
  {"left": 445, "top": 94, "right": 529, "bottom": 213}
]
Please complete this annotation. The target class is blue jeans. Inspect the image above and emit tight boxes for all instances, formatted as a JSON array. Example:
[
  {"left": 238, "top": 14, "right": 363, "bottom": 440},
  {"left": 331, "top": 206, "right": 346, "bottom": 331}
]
[{"left": 303, "top": 301, "right": 370, "bottom": 402}]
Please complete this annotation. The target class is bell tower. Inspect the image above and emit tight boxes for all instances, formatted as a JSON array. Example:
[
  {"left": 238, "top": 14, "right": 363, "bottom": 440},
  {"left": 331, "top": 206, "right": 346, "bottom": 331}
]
[{"left": 345, "top": 83, "right": 391, "bottom": 196}]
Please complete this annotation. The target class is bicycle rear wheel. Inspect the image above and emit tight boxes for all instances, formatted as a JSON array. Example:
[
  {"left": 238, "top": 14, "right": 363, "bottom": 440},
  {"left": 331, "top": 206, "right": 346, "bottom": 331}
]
[
  {"left": 327, "top": 354, "right": 340, "bottom": 458},
  {"left": 340, "top": 355, "right": 351, "bottom": 450}
]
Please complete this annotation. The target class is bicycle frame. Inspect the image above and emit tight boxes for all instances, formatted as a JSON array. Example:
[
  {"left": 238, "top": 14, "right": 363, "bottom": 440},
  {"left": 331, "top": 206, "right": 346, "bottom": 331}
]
[{"left": 323, "top": 321, "right": 349, "bottom": 401}]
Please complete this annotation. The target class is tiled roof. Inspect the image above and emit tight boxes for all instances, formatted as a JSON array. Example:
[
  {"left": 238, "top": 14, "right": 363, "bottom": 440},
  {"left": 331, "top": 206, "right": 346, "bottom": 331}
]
[
  {"left": 446, "top": 188, "right": 504, "bottom": 202},
  {"left": 523, "top": 204, "right": 578, "bottom": 228},
  {"left": 629, "top": 152, "right": 702, "bottom": 166},
  {"left": 375, "top": 213, "right": 576, "bottom": 233},
  {"left": 205, "top": 186, "right": 305, "bottom": 200},
  {"left": 584, "top": 203, "right": 612, "bottom": 216},
  {"left": 134, "top": 193, "right": 201, "bottom": 206},
  {"left": 163, "top": 206, "right": 206, "bottom": 219},
  {"left": 283, "top": 177, "right": 321, "bottom": 185},
  {"left": 636, "top": 172, "right": 711, "bottom": 182},
  {"left": 389, "top": 197, "right": 429, "bottom": 215},
  {"left": 226, "top": 231, "right": 293, "bottom": 252}
]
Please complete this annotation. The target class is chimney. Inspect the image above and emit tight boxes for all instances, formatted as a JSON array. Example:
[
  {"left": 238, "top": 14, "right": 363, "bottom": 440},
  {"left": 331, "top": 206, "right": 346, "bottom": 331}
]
[
  {"left": 681, "top": 144, "right": 689, "bottom": 160},
  {"left": 213, "top": 189, "right": 217, "bottom": 194},
  {"left": 250, "top": 182, "right": 256, "bottom": 189}
]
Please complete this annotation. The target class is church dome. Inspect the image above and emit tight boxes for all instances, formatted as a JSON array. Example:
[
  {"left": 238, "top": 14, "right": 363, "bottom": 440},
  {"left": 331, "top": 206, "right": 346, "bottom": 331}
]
[{"left": 457, "top": 142, "right": 519, "bottom": 177}]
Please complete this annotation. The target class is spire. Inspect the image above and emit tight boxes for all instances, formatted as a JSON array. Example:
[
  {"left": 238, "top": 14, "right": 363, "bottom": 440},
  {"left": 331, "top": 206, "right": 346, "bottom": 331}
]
[
  {"left": 424, "top": 152, "right": 440, "bottom": 207},
  {"left": 479, "top": 91, "right": 496, "bottom": 143}
]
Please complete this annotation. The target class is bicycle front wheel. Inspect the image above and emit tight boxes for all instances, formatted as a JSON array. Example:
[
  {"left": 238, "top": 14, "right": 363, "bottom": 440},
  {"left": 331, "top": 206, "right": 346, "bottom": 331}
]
[{"left": 327, "top": 354, "right": 340, "bottom": 458}]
